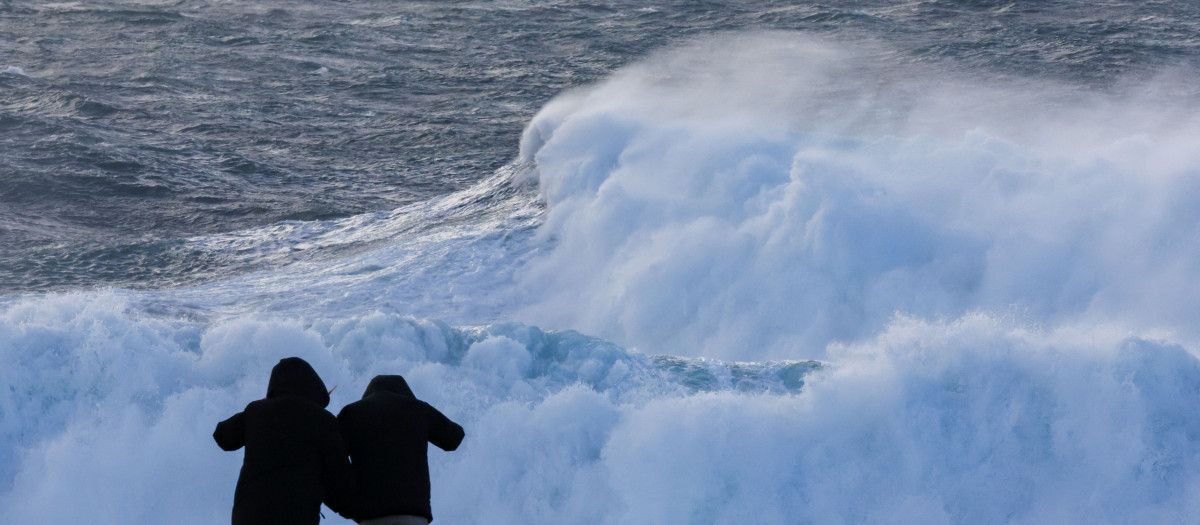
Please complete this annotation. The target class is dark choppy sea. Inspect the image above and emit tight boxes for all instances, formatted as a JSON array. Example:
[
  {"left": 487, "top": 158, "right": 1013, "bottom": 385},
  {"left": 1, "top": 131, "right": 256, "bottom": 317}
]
[{"left": 3, "top": 0, "right": 1196, "bottom": 293}]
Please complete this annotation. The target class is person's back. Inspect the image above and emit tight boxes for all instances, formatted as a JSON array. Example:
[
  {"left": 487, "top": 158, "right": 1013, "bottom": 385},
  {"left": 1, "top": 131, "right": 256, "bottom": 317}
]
[
  {"left": 214, "top": 357, "right": 356, "bottom": 525},
  {"left": 338, "top": 375, "right": 465, "bottom": 524}
]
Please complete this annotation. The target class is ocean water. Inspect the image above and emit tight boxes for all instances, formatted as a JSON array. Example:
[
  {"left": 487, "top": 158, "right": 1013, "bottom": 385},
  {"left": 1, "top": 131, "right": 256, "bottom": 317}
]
[{"left": 3, "top": 0, "right": 1200, "bottom": 523}]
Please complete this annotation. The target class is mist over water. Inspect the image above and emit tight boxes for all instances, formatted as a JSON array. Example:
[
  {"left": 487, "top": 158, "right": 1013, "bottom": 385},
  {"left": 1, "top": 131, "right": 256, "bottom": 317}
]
[{"left": 4, "top": 4, "right": 1200, "bottom": 524}]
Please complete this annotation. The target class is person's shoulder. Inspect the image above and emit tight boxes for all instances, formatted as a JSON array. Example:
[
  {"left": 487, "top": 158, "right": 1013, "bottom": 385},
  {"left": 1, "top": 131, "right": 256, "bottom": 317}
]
[
  {"left": 266, "top": 396, "right": 337, "bottom": 418},
  {"left": 389, "top": 392, "right": 434, "bottom": 412},
  {"left": 242, "top": 398, "right": 270, "bottom": 412},
  {"left": 335, "top": 399, "right": 356, "bottom": 417},
  {"left": 343, "top": 392, "right": 423, "bottom": 415},
  {"left": 292, "top": 399, "right": 341, "bottom": 428}
]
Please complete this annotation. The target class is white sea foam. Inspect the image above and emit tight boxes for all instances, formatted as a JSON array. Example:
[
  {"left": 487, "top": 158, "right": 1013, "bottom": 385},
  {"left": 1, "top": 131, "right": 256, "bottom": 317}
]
[
  {"left": 4, "top": 32, "right": 1200, "bottom": 524},
  {"left": 515, "top": 33, "right": 1200, "bottom": 359},
  {"left": 2, "top": 295, "right": 1200, "bottom": 523}
]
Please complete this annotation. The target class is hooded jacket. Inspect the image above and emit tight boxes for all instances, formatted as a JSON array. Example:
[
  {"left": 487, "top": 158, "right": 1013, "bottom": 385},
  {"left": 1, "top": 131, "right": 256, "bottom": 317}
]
[
  {"left": 214, "top": 357, "right": 357, "bottom": 525},
  {"left": 337, "top": 375, "right": 465, "bottom": 522}
]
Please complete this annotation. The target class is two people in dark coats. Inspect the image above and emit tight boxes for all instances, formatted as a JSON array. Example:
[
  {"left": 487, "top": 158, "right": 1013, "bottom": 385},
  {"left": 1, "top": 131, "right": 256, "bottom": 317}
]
[{"left": 215, "top": 357, "right": 464, "bottom": 525}]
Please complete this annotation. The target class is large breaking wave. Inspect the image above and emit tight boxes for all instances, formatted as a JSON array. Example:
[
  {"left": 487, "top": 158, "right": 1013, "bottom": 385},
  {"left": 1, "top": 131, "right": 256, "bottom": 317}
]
[
  {"left": 514, "top": 33, "right": 1200, "bottom": 359},
  {"left": 4, "top": 33, "right": 1200, "bottom": 523}
]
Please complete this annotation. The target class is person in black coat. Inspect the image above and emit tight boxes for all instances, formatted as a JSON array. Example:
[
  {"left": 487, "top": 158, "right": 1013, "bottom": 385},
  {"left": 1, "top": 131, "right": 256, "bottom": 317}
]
[
  {"left": 214, "top": 357, "right": 358, "bottom": 525},
  {"left": 337, "top": 375, "right": 465, "bottom": 525}
]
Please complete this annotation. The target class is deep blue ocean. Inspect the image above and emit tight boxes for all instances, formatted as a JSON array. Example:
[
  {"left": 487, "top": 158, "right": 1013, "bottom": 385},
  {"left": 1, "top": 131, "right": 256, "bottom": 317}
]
[{"left": 3, "top": 1, "right": 1200, "bottom": 523}]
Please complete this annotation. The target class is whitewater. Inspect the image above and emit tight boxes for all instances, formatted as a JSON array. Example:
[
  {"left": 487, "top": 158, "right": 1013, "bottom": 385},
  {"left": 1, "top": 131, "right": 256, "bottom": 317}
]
[{"left": 5, "top": 28, "right": 1200, "bottom": 525}]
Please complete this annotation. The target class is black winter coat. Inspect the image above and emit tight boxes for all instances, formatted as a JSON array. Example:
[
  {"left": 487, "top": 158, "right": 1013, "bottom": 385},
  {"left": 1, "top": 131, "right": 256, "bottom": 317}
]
[
  {"left": 214, "top": 357, "right": 357, "bottom": 525},
  {"left": 337, "top": 375, "right": 465, "bottom": 522}
]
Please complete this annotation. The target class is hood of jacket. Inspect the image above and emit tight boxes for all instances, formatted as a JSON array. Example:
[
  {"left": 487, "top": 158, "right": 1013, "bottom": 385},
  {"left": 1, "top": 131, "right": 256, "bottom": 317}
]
[
  {"left": 266, "top": 357, "right": 330, "bottom": 408},
  {"left": 362, "top": 374, "right": 415, "bottom": 400}
]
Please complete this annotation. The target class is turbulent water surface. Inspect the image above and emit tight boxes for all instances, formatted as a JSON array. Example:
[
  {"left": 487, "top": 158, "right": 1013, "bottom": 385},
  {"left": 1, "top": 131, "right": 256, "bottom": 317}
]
[{"left": 3, "top": 1, "right": 1200, "bottom": 523}]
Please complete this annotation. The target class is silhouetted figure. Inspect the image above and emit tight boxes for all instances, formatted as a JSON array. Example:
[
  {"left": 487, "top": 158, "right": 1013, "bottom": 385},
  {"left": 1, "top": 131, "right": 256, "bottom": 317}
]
[
  {"left": 214, "top": 357, "right": 357, "bottom": 525},
  {"left": 338, "top": 375, "right": 465, "bottom": 525}
]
